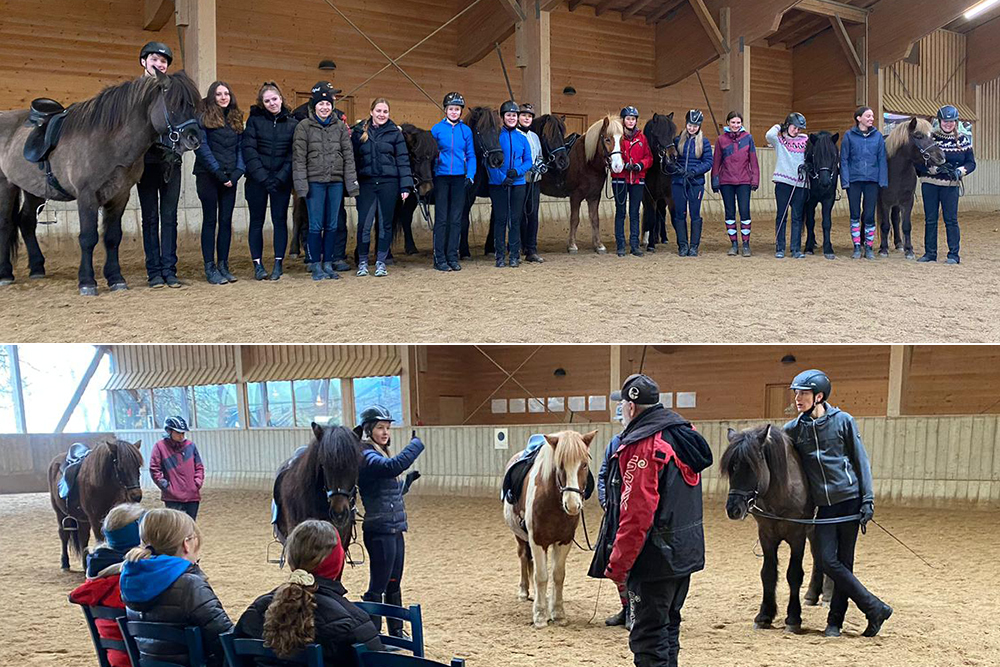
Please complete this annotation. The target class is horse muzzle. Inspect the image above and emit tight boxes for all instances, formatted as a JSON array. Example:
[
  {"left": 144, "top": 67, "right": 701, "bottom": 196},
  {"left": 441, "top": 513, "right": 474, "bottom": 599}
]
[
  {"left": 178, "top": 125, "right": 201, "bottom": 152},
  {"left": 127, "top": 488, "right": 143, "bottom": 503},
  {"left": 487, "top": 152, "right": 505, "bottom": 170},
  {"left": 416, "top": 180, "right": 433, "bottom": 197}
]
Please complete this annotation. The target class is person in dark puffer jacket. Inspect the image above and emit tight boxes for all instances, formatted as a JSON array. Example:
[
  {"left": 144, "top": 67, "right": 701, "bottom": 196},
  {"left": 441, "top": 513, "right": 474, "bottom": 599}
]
[
  {"left": 236, "top": 520, "right": 384, "bottom": 666},
  {"left": 194, "top": 80, "right": 245, "bottom": 285},
  {"left": 354, "top": 405, "right": 424, "bottom": 638},
  {"left": 351, "top": 98, "right": 414, "bottom": 277},
  {"left": 670, "top": 109, "right": 714, "bottom": 257},
  {"left": 243, "top": 82, "right": 299, "bottom": 281},
  {"left": 916, "top": 105, "right": 976, "bottom": 265},
  {"left": 120, "top": 509, "right": 233, "bottom": 666}
]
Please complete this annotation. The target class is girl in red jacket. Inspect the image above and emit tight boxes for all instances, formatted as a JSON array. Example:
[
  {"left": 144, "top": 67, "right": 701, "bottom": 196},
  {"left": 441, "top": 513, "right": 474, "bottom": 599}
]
[
  {"left": 711, "top": 110, "right": 760, "bottom": 256},
  {"left": 149, "top": 416, "right": 204, "bottom": 520},
  {"left": 611, "top": 106, "right": 653, "bottom": 257}
]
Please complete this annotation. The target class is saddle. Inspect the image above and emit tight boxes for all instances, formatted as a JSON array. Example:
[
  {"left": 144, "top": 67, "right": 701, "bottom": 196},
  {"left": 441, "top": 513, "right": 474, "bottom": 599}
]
[
  {"left": 22, "top": 98, "right": 73, "bottom": 200},
  {"left": 271, "top": 445, "right": 308, "bottom": 543},
  {"left": 57, "top": 442, "right": 91, "bottom": 501}
]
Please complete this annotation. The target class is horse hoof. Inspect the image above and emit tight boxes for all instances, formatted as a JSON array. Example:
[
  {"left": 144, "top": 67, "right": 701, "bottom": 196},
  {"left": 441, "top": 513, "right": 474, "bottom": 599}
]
[
  {"left": 567, "top": 247, "right": 578, "bottom": 255},
  {"left": 905, "top": 251, "right": 915, "bottom": 260},
  {"left": 595, "top": 246, "right": 607, "bottom": 255},
  {"left": 518, "top": 592, "right": 530, "bottom": 602},
  {"left": 879, "top": 250, "right": 889, "bottom": 257},
  {"left": 0, "top": 278, "right": 13, "bottom": 286},
  {"left": 109, "top": 282, "right": 129, "bottom": 292},
  {"left": 804, "top": 597, "right": 819, "bottom": 607},
  {"left": 753, "top": 621, "right": 773, "bottom": 630},
  {"left": 79, "top": 286, "right": 98, "bottom": 296},
  {"left": 785, "top": 624, "right": 802, "bottom": 634},
  {"left": 533, "top": 620, "right": 549, "bottom": 629},
  {"left": 552, "top": 617, "right": 569, "bottom": 627},
  {"left": 29, "top": 272, "right": 45, "bottom": 280}
]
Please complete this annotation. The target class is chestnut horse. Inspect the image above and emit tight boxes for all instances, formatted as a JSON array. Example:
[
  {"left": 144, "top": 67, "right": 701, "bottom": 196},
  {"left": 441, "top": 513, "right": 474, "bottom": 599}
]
[
  {"left": 538, "top": 115, "right": 624, "bottom": 254},
  {"left": 503, "top": 430, "right": 596, "bottom": 628},
  {"left": 47, "top": 439, "right": 143, "bottom": 570}
]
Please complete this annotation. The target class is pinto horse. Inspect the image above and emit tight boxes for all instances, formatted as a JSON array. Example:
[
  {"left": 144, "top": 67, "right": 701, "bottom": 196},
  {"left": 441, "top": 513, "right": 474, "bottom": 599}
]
[
  {"left": 273, "top": 423, "right": 362, "bottom": 554},
  {"left": 503, "top": 430, "right": 596, "bottom": 629},
  {"left": 47, "top": 439, "right": 143, "bottom": 570},
  {"left": 721, "top": 424, "right": 831, "bottom": 633},
  {"left": 641, "top": 112, "right": 679, "bottom": 251},
  {"left": 539, "top": 115, "right": 624, "bottom": 253}
]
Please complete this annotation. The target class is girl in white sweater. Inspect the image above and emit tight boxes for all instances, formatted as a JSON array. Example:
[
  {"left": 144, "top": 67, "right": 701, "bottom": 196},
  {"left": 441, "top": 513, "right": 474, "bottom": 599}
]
[{"left": 767, "top": 113, "right": 809, "bottom": 259}]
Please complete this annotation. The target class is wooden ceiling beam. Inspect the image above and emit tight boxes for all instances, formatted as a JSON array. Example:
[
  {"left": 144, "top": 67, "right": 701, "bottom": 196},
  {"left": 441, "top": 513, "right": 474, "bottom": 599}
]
[
  {"left": 594, "top": 0, "right": 618, "bottom": 16},
  {"left": 688, "top": 0, "right": 729, "bottom": 55},
  {"left": 144, "top": 0, "right": 175, "bottom": 31},
  {"left": 646, "top": 0, "right": 687, "bottom": 24},
  {"left": 568, "top": 0, "right": 585, "bottom": 10},
  {"left": 622, "top": 0, "right": 656, "bottom": 21},
  {"left": 967, "top": 15, "right": 1000, "bottom": 85},
  {"left": 496, "top": 0, "right": 527, "bottom": 22},
  {"left": 794, "top": 0, "right": 868, "bottom": 23},
  {"left": 829, "top": 15, "right": 863, "bottom": 76},
  {"left": 457, "top": 0, "right": 517, "bottom": 67}
]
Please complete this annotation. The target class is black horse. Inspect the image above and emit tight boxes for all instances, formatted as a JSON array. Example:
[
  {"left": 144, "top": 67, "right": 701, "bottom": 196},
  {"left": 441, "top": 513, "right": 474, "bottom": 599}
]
[
  {"left": 641, "top": 113, "right": 678, "bottom": 252},
  {"left": 460, "top": 106, "right": 503, "bottom": 259},
  {"left": 392, "top": 123, "right": 439, "bottom": 256},
  {"left": 803, "top": 131, "right": 840, "bottom": 259}
]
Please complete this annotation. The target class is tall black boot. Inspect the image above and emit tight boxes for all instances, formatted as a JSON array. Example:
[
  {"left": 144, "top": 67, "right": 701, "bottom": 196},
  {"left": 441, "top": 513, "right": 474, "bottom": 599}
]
[
  {"left": 362, "top": 592, "right": 383, "bottom": 634},
  {"left": 384, "top": 589, "right": 409, "bottom": 638}
]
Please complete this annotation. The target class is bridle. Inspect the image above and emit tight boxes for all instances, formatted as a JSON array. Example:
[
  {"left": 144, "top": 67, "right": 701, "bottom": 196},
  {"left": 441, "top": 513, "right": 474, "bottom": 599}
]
[
  {"left": 109, "top": 445, "right": 141, "bottom": 494},
  {"left": 475, "top": 125, "right": 504, "bottom": 167},
  {"left": 157, "top": 93, "right": 199, "bottom": 154}
]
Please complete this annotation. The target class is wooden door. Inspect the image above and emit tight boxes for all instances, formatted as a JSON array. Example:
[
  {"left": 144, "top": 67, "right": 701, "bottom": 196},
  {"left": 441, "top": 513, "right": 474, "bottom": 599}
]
[
  {"left": 765, "top": 384, "right": 796, "bottom": 420},
  {"left": 557, "top": 112, "right": 588, "bottom": 136}
]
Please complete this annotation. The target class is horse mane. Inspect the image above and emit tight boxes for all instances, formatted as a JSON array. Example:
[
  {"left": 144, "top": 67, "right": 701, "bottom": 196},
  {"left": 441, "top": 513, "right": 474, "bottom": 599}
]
[
  {"left": 80, "top": 439, "right": 142, "bottom": 484},
  {"left": 61, "top": 71, "right": 201, "bottom": 137},
  {"left": 536, "top": 430, "right": 590, "bottom": 483},
  {"left": 720, "top": 424, "right": 790, "bottom": 497},
  {"left": 466, "top": 106, "right": 499, "bottom": 132},
  {"left": 807, "top": 131, "right": 838, "bottom": 164},
  {"left": 538, "top": 114, "right": 566, "bottom": 143},
  {"left": 401, "top": 123, "right": 437, "bottom": 156},
  {"left": 306, "top": 425, "right": 360, "bottom": 483},
  {"left": 886, "top": 117, "right": 932, "bottom": 158},
  {"left": 585, "top": 114, "right": 622, "bottom": 162}
]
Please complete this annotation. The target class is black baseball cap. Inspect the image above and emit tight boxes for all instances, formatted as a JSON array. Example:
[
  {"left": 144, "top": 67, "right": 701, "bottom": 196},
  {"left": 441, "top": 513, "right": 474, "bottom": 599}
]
[{"left": 611, "top": 373, "right": 660, "bottom": 404}]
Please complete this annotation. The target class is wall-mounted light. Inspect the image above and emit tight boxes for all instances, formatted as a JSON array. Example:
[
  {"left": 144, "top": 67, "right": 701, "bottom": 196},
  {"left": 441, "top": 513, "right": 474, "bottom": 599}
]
[
  {"left": 562, "top": 86, "right": 576, "bottom": 96},
  {"left": 318, "top": 59, "right": 337, "bottom": 71},
  {"left": 781, "top": 354, "right": 797, "bottom": 364},
  {"left": 553, "top": 368, "right": 566, "bottom": 377}
]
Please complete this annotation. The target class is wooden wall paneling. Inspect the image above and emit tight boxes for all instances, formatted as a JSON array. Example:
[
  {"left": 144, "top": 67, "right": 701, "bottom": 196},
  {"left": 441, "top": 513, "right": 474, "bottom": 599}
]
[
  {"left": 792, "top": 28, "right": 859, "bottom": 135},
  {"left": 750, "top": 44, "right": 794, "bottom": 139}
]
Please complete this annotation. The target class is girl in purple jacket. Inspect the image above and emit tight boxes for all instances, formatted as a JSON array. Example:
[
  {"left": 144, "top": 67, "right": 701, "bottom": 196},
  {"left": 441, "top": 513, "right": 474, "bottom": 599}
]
[
  {"left": 711, "top": 111, "right": 760, "bottom": 256},
  {"left": 149, "top": 416, "right": 204, "bottom": 520}
]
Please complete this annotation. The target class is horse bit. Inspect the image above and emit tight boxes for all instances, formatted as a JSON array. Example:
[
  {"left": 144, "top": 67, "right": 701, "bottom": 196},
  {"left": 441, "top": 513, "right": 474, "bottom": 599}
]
[{"left": 157, "top": 94, "right": 198, "bottom": 153}]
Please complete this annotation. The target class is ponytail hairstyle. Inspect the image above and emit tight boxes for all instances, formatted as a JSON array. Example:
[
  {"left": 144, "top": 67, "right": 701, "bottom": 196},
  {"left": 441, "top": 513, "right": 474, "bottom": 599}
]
[
  {"left": 125, "top": 508, "right": 201, "bottom": 562},
  {"left": 854, "top": 106, "right": 873, "bottom": 128},
  {"left": 90, "top": 502, "right": 146, "bottom": 554},
  {"left": 263, "top": 520, "right": 339, "bottom": 658},
  {"left": 360, "top": 98, "right": 390, "bottom": 144}
]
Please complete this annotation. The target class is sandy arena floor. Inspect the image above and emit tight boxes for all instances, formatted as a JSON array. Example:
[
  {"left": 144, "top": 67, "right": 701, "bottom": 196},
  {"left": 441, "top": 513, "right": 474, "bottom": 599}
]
[
  {"left": 1, "top": 212, "right": 998, "bottom": 343},
  {"left": 0, "top": 489, "right": 997, "bottom": 666}
]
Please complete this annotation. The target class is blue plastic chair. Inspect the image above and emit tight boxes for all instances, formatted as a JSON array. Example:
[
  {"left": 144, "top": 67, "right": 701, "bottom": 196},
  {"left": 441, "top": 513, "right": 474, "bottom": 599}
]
[
  {"left": 353, "top": 645, "right": 465, "bottom": 667},
  {"left": 219, "top": 631, "right": 323, "bottom": 667},
  {"left": 353, "top": 601, "right": 425, "bottom": 657},
  {"left": 68, "top": 597, "right": 127, "bottom": 667},
  {"left": 116, "top": 618, "right": 206, "bottom": 667}
]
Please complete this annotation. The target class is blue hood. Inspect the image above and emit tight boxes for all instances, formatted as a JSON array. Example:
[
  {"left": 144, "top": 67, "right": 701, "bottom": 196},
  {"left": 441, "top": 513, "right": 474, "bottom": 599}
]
[{"left": 120, "top": 555, "right": 193, "bottom": 604}]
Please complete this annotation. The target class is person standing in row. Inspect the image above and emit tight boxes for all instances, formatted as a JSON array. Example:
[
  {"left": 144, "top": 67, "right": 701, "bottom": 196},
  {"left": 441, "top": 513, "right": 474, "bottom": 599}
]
[
  {"left": 149, "top": 416, "right": 204, "bottom": 521},
  {"left": 670, "top": 110, "right": 713, "bottom": 257},
  {"left": 712, "top": 110, "right": 759, "bottom": 257},
  {"left": 766, "top": 112, "right": 809, "bottom": 259},
  {"left": 611, "top": 106, "right": 652, "bottom": 257},
  {"left": 194, "top": 80, "right": 244, "bottom": 285},
  {"left": 840, "top": 106, "right": 887, "bottom": 260},
  {"left": 518, "top": 103, "right": 545, "bottom": 264},
  {"left": 431, "top": 92, "right": 477, "bottom": 272},
  {"left": 489, "top": 101, "right": 532, "bottom": 268},
  {"left": 352, "top": 98, "right": 413, "bottom": 278},
  {"left": 136, "top": 42, "right": 183, "bottom": 289},
  {"left": 293, "top": 81, "right": 359, "bottom": 281},
  {"left": 243, "top": 82, "right": 299, "bottom": 281}
]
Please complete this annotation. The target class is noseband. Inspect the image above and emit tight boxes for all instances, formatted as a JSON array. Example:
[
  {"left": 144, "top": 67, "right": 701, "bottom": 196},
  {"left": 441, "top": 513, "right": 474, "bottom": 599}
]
[
  {"left": 475, "top": 126, "right": 504, "bottom": 165},
  {"left": 325, "top": 483, "right": 358, "bottom": 520},
  {"left": 158, "top": 94, "right": 198, "bottom": 153}
]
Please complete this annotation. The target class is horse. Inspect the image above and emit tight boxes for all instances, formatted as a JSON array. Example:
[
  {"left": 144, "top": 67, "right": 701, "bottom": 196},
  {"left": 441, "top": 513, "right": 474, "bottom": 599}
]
[
  {"left": 538, "top": 114, "right": 624, "bottom": 254},
  {"left": 47, "top": 439, "right": 143, "bottom": 570},
  {"left": 460, "top": 106, "right": 504, "bottom": 259},
  {"left": 503, "top": 430, "right": 596, "bottom": 629},
  {"left": 392, "top": 123, "right": 439, "bottom": 256},
  {"left": 878, "top": 117, "right": 945, "bottom": 259},
  {"left": 0, "top": 70, "right": 202, "bottom": 294},
  {"left": 720, "top": 424, "right": 830, "bottom": 633},
  {"left": 273, "top": 423, "right": 362, "bottom": 555},
  {"left": 641, "top": 112, "right": 679, "bottom": 251},
  {"left": 802, "top": 131, "right": 840, "bottom": 259}
]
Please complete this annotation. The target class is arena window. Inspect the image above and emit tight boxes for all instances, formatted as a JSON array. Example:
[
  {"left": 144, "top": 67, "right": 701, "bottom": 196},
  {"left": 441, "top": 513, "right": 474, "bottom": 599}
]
[
  {"left": 352, "top": 376, "right": 402, "bottom": 424},
  {"left": 192, "top": 384, "right": 241, "bottom": 429}
]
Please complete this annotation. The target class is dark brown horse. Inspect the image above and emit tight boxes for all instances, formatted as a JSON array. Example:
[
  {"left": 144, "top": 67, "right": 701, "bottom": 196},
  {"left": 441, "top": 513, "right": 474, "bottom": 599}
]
[
  {"left": 273, "top": 423, "right": 362, "bottom": 554},
  {"left": 641, "top": 112, "right": 679, "bottom": 251},
  {"left": 878, "top": 117, "right": 945, "bottom": 259},
  {"left": 721, "top": 424, "right": 829, "bottom": 633},
  {"left": 538, "top": 115, "right": 624, "bottom": 253},
  {"left": 0, "top": 71, "right": 202, "bottom": 294},
  {"left": 47, "top": 439, "right": 143, "bottom": 570},
  {"left": 393, "top": 123, "right": 439, "bottom": 256},
  {"left": 460, "top": 106, "right": 504, "bottom": 259}
]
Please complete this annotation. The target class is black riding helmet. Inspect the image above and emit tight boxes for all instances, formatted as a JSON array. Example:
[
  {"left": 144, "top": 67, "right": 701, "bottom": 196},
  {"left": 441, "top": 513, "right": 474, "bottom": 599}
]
[
  {"left": 937, "top": 105, "right": 960, "bottom": 122},
  {"left": 500, "top": 100, "right": 520, "bottom": 116},
  {"left": 785, "top": 112, "right": 807, "bottom": 130},
  {"left": 140, "top": 41, "right": 173, "bottom": 66},
  {"left": 789, "top": 369, "right": 831, "bottom": 402},
  {"left": 163, "top": 415, "right": 189, "bottom": 434},
  {"left": 620, "top": 106, "right": 640, "bottom": 119},
  {"left": 443, "top": 92, "right": 466, "bottom": 109},
  {"left": 353, "top": 404, "right": 395, "bottom": 439},
  {"left": 686, "top": 109, "right": 704, "bottom": 126}
]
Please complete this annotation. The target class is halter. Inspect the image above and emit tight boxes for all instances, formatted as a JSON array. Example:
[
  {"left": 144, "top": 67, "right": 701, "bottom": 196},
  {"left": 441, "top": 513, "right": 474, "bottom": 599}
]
[
  {"left": 157, "top": 94, "right": 198, "bottom": 153},
  {"left": 475, "top": 126, "right": 504, "bottom": 166},
  {"left": 324, "top": 483, "right": 358, "bottom": 509}
]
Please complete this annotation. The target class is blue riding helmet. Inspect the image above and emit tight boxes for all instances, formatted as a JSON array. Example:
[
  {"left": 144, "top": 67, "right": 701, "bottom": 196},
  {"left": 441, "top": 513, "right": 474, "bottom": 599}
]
[
  {"left": 620, "top": 106, "right": 640, "bottom": 119},
  {"left": 937, "top": 105, "right": 959, "bottom": 122}
]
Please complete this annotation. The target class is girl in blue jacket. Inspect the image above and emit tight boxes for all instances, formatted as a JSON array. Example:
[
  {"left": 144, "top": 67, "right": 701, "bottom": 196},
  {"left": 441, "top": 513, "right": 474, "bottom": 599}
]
[
  {"left": 355, "top": 405, "right": 424, "bottom": 638},
  {"left": 671, "top": 110, "right": 714, "bottom": 257},
  {"left": 430, "top": 92, "right": 477, "bottom": 272},
  {"left": 489, "top": 101, "right": 532, "bottom": 268},
  {"left": 840, "top": 106, "right": 888, "bottom": 260}
]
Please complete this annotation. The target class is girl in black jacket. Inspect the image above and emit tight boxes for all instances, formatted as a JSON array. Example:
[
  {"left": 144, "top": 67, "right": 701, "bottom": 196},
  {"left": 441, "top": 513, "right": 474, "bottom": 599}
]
[
  {"left": 351, "top": 98, "right": 414, "bottom": 277},
  {"left": 236, "top": 520, "right": 383, "bottom": 665},
  {"left": 243, "top": 83, "right": 299, "bottom": 281},
  {"left": 194, "top": 81, "right": 245, "bottom": 285}
]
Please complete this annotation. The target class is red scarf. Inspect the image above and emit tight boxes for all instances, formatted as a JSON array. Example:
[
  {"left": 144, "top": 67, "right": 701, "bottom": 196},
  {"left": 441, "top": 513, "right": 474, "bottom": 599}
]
[{"left": 312, "top": 538, "right": 345, "bottom": 581}]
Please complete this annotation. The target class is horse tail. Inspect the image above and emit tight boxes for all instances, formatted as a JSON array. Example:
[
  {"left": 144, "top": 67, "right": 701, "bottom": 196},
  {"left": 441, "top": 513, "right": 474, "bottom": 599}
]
[
  {"left": 4, "top": 198, "right": 21, "bottom": 266},
  {"left": 68, "top": 524, "right": 83, "bottom": 558}
]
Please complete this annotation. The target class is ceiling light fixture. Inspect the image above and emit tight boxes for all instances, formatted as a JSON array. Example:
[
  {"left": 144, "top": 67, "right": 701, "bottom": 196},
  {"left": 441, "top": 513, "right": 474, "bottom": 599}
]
[{"left": 966, "top": 0, "right": 1000, "bottom": 20}]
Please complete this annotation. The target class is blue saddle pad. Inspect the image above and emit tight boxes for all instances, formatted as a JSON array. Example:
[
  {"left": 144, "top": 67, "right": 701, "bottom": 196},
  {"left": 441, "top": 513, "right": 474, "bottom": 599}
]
[{"left": 58, "top": 443, "right": 91, "bottom": 500}]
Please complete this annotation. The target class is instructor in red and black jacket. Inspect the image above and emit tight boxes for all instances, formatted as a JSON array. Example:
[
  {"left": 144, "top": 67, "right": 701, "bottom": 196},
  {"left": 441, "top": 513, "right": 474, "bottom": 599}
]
[{"left": 589, "top": 373, "right": 713, "bottom": 667}]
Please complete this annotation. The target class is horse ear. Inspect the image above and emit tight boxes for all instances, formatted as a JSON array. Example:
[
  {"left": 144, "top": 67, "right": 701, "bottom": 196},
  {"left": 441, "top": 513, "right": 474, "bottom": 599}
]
[
  {"left": 808, "top": 133, "right": 817, "bottom": 143},
  {"left": 763, "top": 424, "right": 772, "bottom": 442},
  {"left": 727, "top": 427, "right": 737, "bottom": 441},
  {"left": 311, "top": 421, "right": 325, "bottom": 441},
  {"left": 544, "top": 434, "right": 560, "bottom": 448},
  {"left": 908, "top": 116, "right": 918, "bottom": 131},
  {"left": 132, "top": 440, "right": 142, "bottom": 451},
  {"left": 666, "top": 112, "right": 674, "bottom": 121},
  {"left": 831, "top": 132, "right": 839, "bottom": 145},
  {"left": 581, "top": 430, "right": 599, "bottom": 446}
]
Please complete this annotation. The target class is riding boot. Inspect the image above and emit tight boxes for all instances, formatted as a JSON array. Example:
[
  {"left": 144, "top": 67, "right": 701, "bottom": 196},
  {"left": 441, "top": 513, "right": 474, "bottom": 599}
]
[
  {"left": 742, "top": 241, "right": 751, "bottom": 257},
  {"left": 205, "top": 262, "right": 227, "bottom": 285},
  {"left": 687, "top": 244, "right": 699, "bottom": 257},
  {"left": 605, "top": 606, "right": 627, "bottom": 626},
  {"left": 385, "top": 590, "right": 408, "bottom": 638},
  {"left": 253, "top": 260, "right": 269, "bottom": 281},
  {"left": 852, "top": 244, "right": 862, "bottom": 260},
  {"left": 218, "top": 260, "right": 238, "bottom": 283},
  {"left": 677, "top": 243, "right": 689, "bottom": 257},
  {"left": 269, "top": 259, "right": 283, "bottom": 281},
  {"left": 728, "top": 241, "right": 739, "bottom": 256}
]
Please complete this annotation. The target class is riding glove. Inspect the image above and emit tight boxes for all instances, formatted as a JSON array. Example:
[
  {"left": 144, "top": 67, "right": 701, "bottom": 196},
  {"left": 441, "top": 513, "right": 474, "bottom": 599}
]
[{"left": 859, "top": 500, "right": 874, "bottom": 533}]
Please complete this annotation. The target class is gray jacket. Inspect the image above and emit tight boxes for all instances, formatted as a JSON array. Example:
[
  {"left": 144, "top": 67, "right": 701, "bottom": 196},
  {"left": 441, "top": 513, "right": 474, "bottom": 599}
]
[{"left": 783, "top": 405, "right": 874, "bottom": 507}]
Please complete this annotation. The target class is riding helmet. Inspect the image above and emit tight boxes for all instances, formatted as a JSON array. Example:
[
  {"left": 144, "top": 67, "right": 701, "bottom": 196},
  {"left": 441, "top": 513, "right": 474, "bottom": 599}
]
[
  {"left": 443, "top": 92, "right": 466, "bottom": 109},
  {"left": 310, "top": 81, "right": 342, "bottom": 106},
  {"left": 789, "top": 369, "right": 831, "bottom": 402},
  {"left": 518, "top": 103, "right": 536, "bottom": 117},
  {"left": 686, "top": 109, "right": 704, "bottom": 126},
  {"left": 937, "top": 105, "right": 960, "bottom": 122},
  {"left": 620, "top": 106, "right": 640, "bottom": 119},
  {"left": 358, "top": 404, "right": 395, "bottom": 428},
  {"left": 500, "top": 100, "right": 520, "bottom": 116},
  {"left": 163, "top": 415, "right": 190, "bottom": 434},
  {"left": 140, "top": 41, "right": 174, "bottom": 66},
  {"left": 785, "top": 112, "right": 807, "bottom": 130}
]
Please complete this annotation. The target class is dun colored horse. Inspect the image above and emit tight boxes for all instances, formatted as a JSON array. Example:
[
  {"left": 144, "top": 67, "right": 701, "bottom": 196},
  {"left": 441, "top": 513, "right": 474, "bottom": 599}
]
[
  {"left": 47, "top": 439, "right": 143, "bottom": 570},
  {"left": 273, "top": 423, "right": 362, "bottom": 554},
  {"left": 878, "top": 117, "right": 945, "bottom": 259},
  {"left": 803, "top": 131, "right": 840, "bottom": 259},
  {"left": 0, "top": 71, "right": 202, "bottom": 293},
  {"left": 721, "top": 424, "right": 829, "bottom": 633},
  {"left": 503, "top": 430, "right": 596, "bottom": 629},
  {"left": 538, "top": 115, "right": 624, "bottom": 254}
]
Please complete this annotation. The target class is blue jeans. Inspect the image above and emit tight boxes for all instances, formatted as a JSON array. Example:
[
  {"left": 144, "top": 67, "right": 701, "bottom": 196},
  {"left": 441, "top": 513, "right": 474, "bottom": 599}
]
[
  {"left": 305, "top": 181, "right": 344, "bottom": 263},
  {"left": 670, "top": 180, "right": 704, "bottom": 248},
  {"left": 612, "top": 180, "right": 643, "bottom": 251},
  {"left": 920, "top": 182, "right": 960, "bottom": 262}
]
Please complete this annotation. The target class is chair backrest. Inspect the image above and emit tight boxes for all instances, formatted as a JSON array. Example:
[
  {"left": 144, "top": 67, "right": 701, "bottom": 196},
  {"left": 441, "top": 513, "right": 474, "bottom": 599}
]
[
  {"left": 219, "top": 631, "right": 323, "bottom": 667},
  {"left": 117, "top": 618, "right": 206, "bottom": 667},
  {"left": 353, "top": 648, "right": 465, "bottom": 667},
  {"left": 353, "top": 602, "right": 424, "bottom": 657},
  {"left": 70, "top": 597, "right": 127, "bottom": 667}
]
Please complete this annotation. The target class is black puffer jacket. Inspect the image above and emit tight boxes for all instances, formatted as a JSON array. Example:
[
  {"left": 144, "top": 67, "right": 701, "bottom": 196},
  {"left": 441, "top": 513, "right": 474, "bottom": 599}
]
[
  {"left": 243, "top": 105, "right": 299, "bottom": 190},
  {"left": 235, "top": 576, "right": 383, "bottom": 666},
  {"left": 193, "top": 109, "right": 244, "bottom": 183},
  {"left": 350, "top": 119, "right": 414, "bottom": 189}
]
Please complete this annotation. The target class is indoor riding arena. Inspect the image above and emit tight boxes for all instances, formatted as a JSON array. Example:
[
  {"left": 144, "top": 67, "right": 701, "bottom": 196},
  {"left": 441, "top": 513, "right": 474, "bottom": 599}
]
[
  {"left": 3, "top": 1, "right": 1000, "bottom": 342},
  {"left": 1, "top": 344, "right": 998, "bottom": 666}
]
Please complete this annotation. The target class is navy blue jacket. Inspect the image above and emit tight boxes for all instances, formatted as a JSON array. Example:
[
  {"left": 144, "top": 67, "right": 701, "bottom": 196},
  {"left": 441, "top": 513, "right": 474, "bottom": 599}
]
[
  {"left": 487, "top": 126, "right": 532, "bottom": 186},
  {"left": 350, "top": 119, "right": 415, "bottom": 189},
  {"left": 597, "top": 434, "right": 621, "bottom": 508},
  {"left": 242, "top": 105, "right": 298, "bottom": 189},
  {"left": 357, "top": 437, "right": 425, "bottom": 535},
  {"left": 671, "top": 132, "right": 714, "bottom": 186},
  {"left": 916, "top": 129, "right": 976, "bottom": 185},
  {"left": 840, "top": 126, "right": 887, "bottom": 189},
  {"left": 194, "top": 113, "right": 245, "bottom": 183},
  {"left": 431, "top": 118, "right": 476, "bottom": 180}
]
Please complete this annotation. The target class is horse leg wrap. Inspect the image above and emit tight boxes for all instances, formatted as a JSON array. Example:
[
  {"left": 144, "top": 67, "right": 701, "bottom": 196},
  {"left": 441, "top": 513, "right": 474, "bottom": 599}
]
[
  {"left": 864, "top": 224, "right": 876, "bottom": 248},
  {"left": 725, "top": 220, "right": 737, "bottom": 239},
  {"left": 850, "top": 220, "right": 861, "bottom": 245},
  {"left": 740, "top": 220, "right": 752, "bottom": 240}
]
